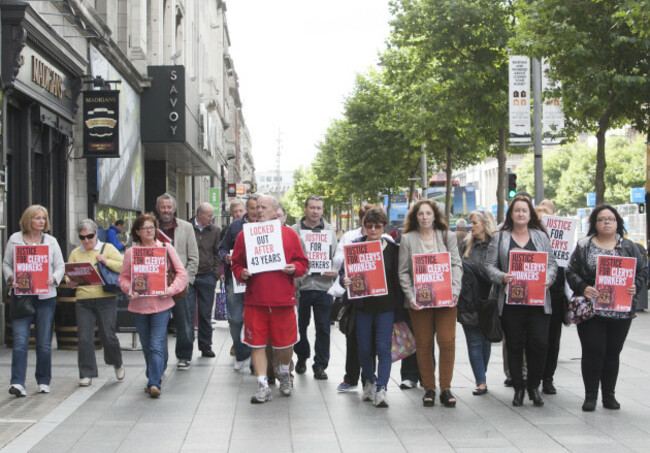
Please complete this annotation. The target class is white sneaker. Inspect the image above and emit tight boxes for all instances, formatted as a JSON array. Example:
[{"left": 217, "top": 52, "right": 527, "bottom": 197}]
[
  {"left": 79, "top": 377, "right": 92, "bottom": 387},
  {"left": 114, "top": 366, "right": 126, "bottom": 380},
  {"left": 234, "top": 357, "right": 250, "bottom": 373},
  {"left": 374, "top": 387, "right": 389, "bottom": 408},
  {"left": 38, "top": 384, "right": 50, "bottom": 394},
  {"left": 250, "top": 383, "right": 273, "bottom": 404},
  {"left": 362, "top": 381, "right": 376, "bottom": 402},
  {"left": 276, "top": 370, "right": 293, "bottom": 397},
  {"left": 400, "top": 379, "right": 417, "bottom": 390},
  {"left": 9, "top": 384, "right": 27, "bottom": 397}
]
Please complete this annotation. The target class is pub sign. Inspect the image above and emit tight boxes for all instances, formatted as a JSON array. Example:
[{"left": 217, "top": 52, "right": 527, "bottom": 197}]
[{"left": 83, "top": 90, "right": 120, "bottom": 158}]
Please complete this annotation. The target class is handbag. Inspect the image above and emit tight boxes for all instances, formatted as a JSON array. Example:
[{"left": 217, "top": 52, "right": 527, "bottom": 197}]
[
  {"left": 337, "top": 303, "right": 356, "bottom": 336},
  {"left": 214, "top": 280, "right": 227, "bottom": 321},
  {"left": 167, "top": 249, "right": 188, "bottom": 301},
  {"left": 10, "top": 293, "right": 36, "bottom": 320},
  {"left": 391, "top": 321, "right": 417, "bottom": 362},
  {"left": 566, "top": 294, "right": 595, "bottom": 324},
  {"left": 478, "top": 287, "right": 503, "bottom": 342},
  {"left": 95, "top": 243, "right": 121, "bottom": 293}
]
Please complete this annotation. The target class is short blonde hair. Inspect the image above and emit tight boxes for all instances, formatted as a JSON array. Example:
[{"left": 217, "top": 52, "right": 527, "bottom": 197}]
[{"left": 19, "top": 205, "right": 50, "bottom": 234}]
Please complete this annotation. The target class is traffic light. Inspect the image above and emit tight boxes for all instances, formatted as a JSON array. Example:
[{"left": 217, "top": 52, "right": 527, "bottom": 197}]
[{"left": 507, "top": 171, "right": 517, "bottom": 198}]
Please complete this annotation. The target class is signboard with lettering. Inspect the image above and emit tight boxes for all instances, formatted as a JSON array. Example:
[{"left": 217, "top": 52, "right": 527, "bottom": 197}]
[
  {"left": 65, "top": 262, "right": 104, "bottom": 286},
  {"left": 412, "top": 253, "right": 453, "bottom": 308},
  {"left": 13, "top": 245, "right": 50, "bottom": 295},
  {"left": 541, "top": 215, "right": 577, "bottom": 267},
  {"left": 209, "top": 188, "right": 221, "bottom": 215},
  {"left": 83, "top": 90, "right": 120, "bottom": 158},
  {"left": 343, "top": 241, "right": 388, "bottom": 299},
  {"left": 506, "top": 251, "right": 548, "bottom": 306},
  {"left": 141, "top": 66, "right": 186, "bottom": 142},
  {"left": 131, "top": 247, "right": 167, "bottom": 296},
  {"left": 595, "top": 256, "right": 636, "bottom": 313},
  {"left": 300, "top": 230, "right": 332, "bottom": 274},
  {"left": 243, "top": 220, "right": 287, "bottom": 274}
]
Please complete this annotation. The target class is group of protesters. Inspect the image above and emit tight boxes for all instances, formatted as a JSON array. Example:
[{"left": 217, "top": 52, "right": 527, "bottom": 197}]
[{"left": 4, "top": 191, "right": 647, "bottom": 414}]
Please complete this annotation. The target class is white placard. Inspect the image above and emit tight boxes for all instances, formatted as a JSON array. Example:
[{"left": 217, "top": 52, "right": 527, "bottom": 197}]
[
  {"left": 230, "top": 249, "right": 246, "bottom": 293},
  {"left": 243, "top": 219, "right": 286, "bottom": 274},
  {"left": 542, "top": 214, "right": 577, "bottom": 268},
  {"left": 509, "top": 55, "right": 531, "bottom": 143},
  {"left": 300, "top": 230, "right": 332, "bottom": 274}
]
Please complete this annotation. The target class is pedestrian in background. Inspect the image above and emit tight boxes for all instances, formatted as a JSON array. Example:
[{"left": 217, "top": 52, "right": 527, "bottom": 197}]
[
  {"left": 455, "top": 218, "right": 468, "bottom": 244},
  {"left": 106, "top": 219, "right": 126, "bottom": 252},
  {"left": 4, "top": 205, "right": 65, "bottom": 397},
  {"left": 67, "top": 219, "right": 124, "bottom": 387},
  {"left": 566, "top": 204, "right": 647, "bottom": 411}
]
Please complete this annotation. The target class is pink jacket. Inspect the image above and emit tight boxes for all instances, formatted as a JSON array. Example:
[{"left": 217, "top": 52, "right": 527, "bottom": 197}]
[{"left": 119, "top": 241, "right": 187, "bottom": 314}]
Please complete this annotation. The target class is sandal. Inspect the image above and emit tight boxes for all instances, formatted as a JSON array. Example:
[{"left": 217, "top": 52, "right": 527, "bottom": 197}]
[
  {"left": 440, "top": 390, "right": 457, "bottom": 407},
  {"left": 423, "top": 389, "right": 435, "bottom": 407}
]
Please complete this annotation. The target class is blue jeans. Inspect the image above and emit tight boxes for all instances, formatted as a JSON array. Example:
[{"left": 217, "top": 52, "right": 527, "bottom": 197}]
[
  {"left": 462, "top": 324, "right": 491, "bottom": 386},
  {"left": 226, "top": 283, "right": 250, "bottom": 361},
  {"left": 188, "top": 273, "right": 217, "bottom": 351},
  {"left": 356, "top": 309, "right": 395, "bottom": 389},
  {"left": 11, "top": 297, "right": 56, "bottom": 387},
  {"left": 295, "top": 290, "right": 332, "bottom": 371},
  {"left": 135, "top": 309, "right": 171, "bottom": 389},
  {"left": 170, "top": 293, "right": 193, "bottom": 362}
]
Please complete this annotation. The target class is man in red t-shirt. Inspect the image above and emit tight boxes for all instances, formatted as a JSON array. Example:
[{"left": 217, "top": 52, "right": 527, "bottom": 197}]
[{"left": 231, "top": 195, "right": 308, "bottom": 404}]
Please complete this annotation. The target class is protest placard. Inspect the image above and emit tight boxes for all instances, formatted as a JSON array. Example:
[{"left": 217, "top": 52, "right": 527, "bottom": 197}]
[
  {"left": 541, "top": 214, "right": 577, "bottom": 267},
  {"left": 343, "top": 240, "right": 387, "bottom": 299},
  {"left": 300, "top": 230, "right": 332, "bottom": 273},
  {"left": 14, "top": 245, "right": 50, "bottom": 295},
  {"left": 506, "top": 250, "right": 548, "bottom": 306},
  {"left": 65, "top": 262, "right": 104, "bottom": 286},
  {"left": 131, "top": 246, "right": 167, "bottom": 296},
  {"left": 231, "top": 249, "right": 246, "bottom": 293},
  {"left": 243, "top": 219, "right": 286, "bottom": 274},
  {"left": 594, "top": 255, "right": 636, "bottom": 313},
  {"left": 412, "top": 253, "right": 453, "bottom": 308}
]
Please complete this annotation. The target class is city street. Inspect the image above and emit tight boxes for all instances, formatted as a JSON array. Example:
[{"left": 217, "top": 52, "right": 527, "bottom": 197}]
[{"left": 2, "top": 312, "right": 650, "bottom": 453}]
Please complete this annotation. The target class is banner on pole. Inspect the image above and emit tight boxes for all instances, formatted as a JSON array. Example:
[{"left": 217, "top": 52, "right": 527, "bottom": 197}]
[{"left": 509, "top": 56, "right": 531, "bottom": 143}]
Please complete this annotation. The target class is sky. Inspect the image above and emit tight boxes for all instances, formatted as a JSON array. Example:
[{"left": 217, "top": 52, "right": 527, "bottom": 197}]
[{"left": 226, "top": 0, "right": 392, "bottom": 175}]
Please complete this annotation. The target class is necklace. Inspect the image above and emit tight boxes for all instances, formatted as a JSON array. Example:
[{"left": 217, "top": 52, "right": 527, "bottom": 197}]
[{"left": 23, "top": 233, "right": 42, "bottom": 245}]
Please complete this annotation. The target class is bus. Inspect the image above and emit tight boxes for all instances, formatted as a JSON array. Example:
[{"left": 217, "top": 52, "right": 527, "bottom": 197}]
[{"left": 383, "top": 193, "right": 411, "bottom": 228}]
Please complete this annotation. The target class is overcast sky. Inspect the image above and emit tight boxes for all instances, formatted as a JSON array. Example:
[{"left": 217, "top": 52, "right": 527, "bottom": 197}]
[{"left": 226, "top": 0, "right": 392, "bottom": 175}]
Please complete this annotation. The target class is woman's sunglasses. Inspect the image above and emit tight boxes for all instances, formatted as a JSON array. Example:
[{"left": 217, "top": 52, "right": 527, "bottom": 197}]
[{"left": 79, "top": 233, "right": 95, "bottom": 240}]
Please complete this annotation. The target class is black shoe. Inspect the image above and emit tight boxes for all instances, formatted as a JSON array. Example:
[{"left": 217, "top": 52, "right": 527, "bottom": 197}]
[
  {"left": 504, "top": 377, "right": 513, "bottom": 387},
  {"left": 472, "top": 386, "right": 488, "bottom": 396},
  {"left": 201, "top": 348, "right": 216, "bottom": 358},
  {"left": 528, "top": 388, "right": 544, "bottom": 407},
  {"left": 440, "top": 390, "right": 457, "bottom": 407},
  {"left": 512, "top": 389, "right": 525, "bottom": 406},
  {"left": 268, "top": 376, "right": 276, "bottom": 385},
  {"left": 295, "top": 360, "right": 307, "bottom": 375},
  {"left": 423, "top": 389, "right": 435, "bottom": 407},
  {"left": 542, "top": 379, "right": 556, "bottom": 395},
  {"left": 602, "top": 393, "right": 621, "bottom": 410},
  {"left": 313, "top": 368, "right": 328, "bottom": 380},
  {"left": 582, "top": 394, "right": 597, "bottom": 412}
]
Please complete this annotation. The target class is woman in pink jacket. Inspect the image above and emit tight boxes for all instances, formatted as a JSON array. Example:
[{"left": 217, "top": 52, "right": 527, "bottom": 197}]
[{"left": 119, "top": 213, "right": 187, "bottom": 398}]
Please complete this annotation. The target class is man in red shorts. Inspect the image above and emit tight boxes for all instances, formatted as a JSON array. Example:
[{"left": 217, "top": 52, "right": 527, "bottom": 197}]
[{"left": 231, "top": 195, "right": 309, "bottom": 404}]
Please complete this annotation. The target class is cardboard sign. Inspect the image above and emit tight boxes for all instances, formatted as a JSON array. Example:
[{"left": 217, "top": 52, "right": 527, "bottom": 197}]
[
  {"left": 300, "top": 230, "right": 332, "bottom": 274},
  {"left": 65, "top": 262, "right": 104, "bottom": 286},
  {"left": 14, "top": 245, "right": 50, "bottom": 295},
  {"left": 131, "top": 246, "right": 167, "bottom": 296},
  {"left": 231, "top": 249, "right": 246, "bottom": 293},
  {"left": 343, "top": 240, "right": 388, "bottom": 299},
  {"left": 542, "top": 214, "right": 577, "bottom": 267},
  {"left": 506, "top": 251, "right": 548, "bottom": 306},
  {"left": 243, "top": 219, "right": 286, "bottom": 274},
  {"left": 412, "top": 253, "right": 453, "bottom": 308},
  {"left": 595, "top": 255, "right": 636, "bottom": 313}
]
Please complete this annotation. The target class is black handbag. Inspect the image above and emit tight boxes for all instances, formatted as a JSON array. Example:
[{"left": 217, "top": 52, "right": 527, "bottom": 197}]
[
  {"left": 11, "top": 293, "right": 36, "bottom": 320},
  {"left": 95, "top": 243, "right": 121, "bottom": 293},
  {"left": 337, "top": 303, "right": 356, "bottom": 336},
  {"left": 478, "top": 232, "right": 503, "bottom": 342}
]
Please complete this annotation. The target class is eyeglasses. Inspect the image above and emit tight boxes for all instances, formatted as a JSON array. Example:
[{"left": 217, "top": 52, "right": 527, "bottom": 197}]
[
  {"left": 78, "top": 233, "right": 95, "bottom": 240},
  {"left": 365, "top": 224, "right": 384, "bottom": 230},
  {"left": 138, "top": 226, "right": 156, "bottom": 232},
  {"left": 596, "top": 217, "right": 617, "bottom": 224}
]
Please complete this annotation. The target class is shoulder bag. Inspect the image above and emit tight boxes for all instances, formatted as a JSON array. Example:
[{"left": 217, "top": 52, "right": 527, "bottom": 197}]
[
  {"left": 166, "top": 246, "right": 188, "bottom": 301},
  {"left": 10, "top": 292, "right": 36, "bottom": 320},
  {"left": 95, "top": 243, "right": 121, "bottom": 293},
  {"left": 478, "top": 232, "right": 504, "bottom": 342}
]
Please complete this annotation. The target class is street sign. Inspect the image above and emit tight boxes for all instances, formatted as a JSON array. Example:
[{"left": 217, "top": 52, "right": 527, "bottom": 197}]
[
  {"left": 209, "top": 188, "right": 220, "bottom": 215},
  {"left": 630, "top": 187, "right": 645, "bottom": 204},
  {"left": 587, "top": 193, "right": 596, "bottom": 207}
]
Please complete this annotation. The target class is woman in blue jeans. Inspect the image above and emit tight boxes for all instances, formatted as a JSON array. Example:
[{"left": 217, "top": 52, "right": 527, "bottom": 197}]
[
  {"left": 341, "top": 208, "right": 402, "bottom": 408},
  {"left": 3, "top": 205, "right": 65, "bottom": 397},
  {"left": 458, "top": 210, "right": 497, "bottom": 396}
]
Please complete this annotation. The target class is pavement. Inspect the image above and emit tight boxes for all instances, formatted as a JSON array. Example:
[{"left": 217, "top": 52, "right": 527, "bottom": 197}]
[{"left": 2, "top": 312, "right": 650, "bottom": 453}]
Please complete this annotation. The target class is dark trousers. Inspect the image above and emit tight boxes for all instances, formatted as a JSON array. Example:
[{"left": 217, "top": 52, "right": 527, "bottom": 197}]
[
  {"left": 543, "top": 295, "right": 564, "bottom": 381},
  {"left": 187, "top": 273, "right": 217, "bottom": 351},
  {"left": 344, "top": 328, "right": 362, "bottom": 386},
  {"left": 577, "top": 316, "right": 631, "bottom": 396},
  {"left": 169, "top": 293, "right": 193, "bottom": 362},
  {"left": 75, "top": 297, "right": 123, "bottom": 378},
  {"left": 500, "top": 305, "right": 550, "bottom": 390},
  {"left": 295, "top": 290, "right": 333, "bottom": 371}
]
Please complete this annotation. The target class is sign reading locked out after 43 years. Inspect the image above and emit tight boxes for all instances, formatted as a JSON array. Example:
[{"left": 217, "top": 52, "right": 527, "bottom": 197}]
[{"left": 243, "top": 219, "right": 286, "bottom": 274}]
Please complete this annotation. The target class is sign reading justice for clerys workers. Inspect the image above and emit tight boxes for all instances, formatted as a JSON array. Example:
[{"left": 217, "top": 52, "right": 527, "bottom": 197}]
[
  {"left": 506, "top": 250, "right": 548, "bottom": 306},
  {"left": 343, "top": 240, "right": 388, "bottom": 299},
  {"left": 131, "top": 246, "right": 167, "bottom": 296},
  {"left": 594, "top": 255, "right": 636, "bottom": 313},
  {"left": 412, "top": 253, "right": 453, "bottom": 308},
  {"left": 541, "top": 214, "right": 577, "bottom": 267},
  {"left": 14, "top": 245, "right": 50, "bottom": 295},
  {"left": 243, "top": 219, "right": 286, "bottom": 274},
  {"left": 300, "top": 230, "right": 332, "bottom": 274}
]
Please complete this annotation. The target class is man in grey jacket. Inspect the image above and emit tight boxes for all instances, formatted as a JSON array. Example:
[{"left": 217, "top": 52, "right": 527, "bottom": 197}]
[
  {"left": 292, "top": 195, "right": 338, "bottom": 379},
  {"left": 156, "top": 193, "right": 199, "bottom": 370}
]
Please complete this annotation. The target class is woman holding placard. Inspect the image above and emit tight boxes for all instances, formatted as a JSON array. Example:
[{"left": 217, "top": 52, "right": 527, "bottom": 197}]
[
  {"left": 3, "top": 205, "right": 65, "bottom": 397},
  {"left": 341, "top": 207, "right": 401, "bottom": 408},
  {"left": 566, "top": 204, "right": 647, "bottom": 411},
  {"left": 484, "top": 196, "right": 557, "bottom": 407},
  {"left": 67, "top": 219, "right": 124, "bottom": 387},
  {"left": 118, "top": 213, "right": 187, "bottom": 398},
  {"left": 398, "top": 200, "right": 462, "bottom": 408}
]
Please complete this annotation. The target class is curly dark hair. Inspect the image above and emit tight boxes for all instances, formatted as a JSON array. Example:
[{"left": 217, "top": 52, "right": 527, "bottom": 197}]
[
  {"left": 501, "top": 196, "right": 546, "bottom": 234},
  {"left": 587, "top": 204, "right": 626, "bottom": 237},
  {"left": 403, "top": 200, "right": 448, "bottom": 234},
  {"left": 131, "top": 213, "right": 159, "bottom": 243}
]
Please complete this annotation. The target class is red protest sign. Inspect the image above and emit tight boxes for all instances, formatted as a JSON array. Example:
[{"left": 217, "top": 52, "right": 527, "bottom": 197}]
[
  {"left": 595, "top": 255, "right": 636, "bottom": 313},
  {"left": 412, "top": 253, "right": 453, "bottom": 308},
  {"left": 65, "top": 262, "right": 104, "bottom": 286},
  {"left": 343, "top": 240, "right": 387, "bottom": 299},
  {"left": 506, "top": 250, "right": 548, "bottom": 306},
  {"left": 14, "top": 245, "right": 50, "bottom": 295},
  {"left": 131, "top": 247, "right": 167, "bottom": 296}
]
